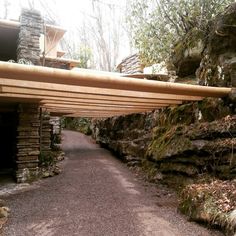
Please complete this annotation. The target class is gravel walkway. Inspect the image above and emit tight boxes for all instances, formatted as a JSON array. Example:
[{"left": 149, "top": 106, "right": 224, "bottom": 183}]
[{"left": 1, "top": 130, "right": 222, "bottom": 236}]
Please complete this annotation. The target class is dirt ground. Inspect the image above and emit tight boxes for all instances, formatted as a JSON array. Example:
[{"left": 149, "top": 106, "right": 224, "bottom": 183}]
[{"left": 0, "top": 130, "right": 223, "bottom": 236}]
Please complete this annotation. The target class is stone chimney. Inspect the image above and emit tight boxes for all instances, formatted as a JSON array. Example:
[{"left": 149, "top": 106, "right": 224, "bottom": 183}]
[{"left": 17, "top": 9, "right": 43, "bottom": 65}]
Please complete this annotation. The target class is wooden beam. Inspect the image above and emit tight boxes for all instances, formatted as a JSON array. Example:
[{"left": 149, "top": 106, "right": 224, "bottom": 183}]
[
  {"left": 0, "top": 93, "right": 180, "bottom": 107},
  {"left": 44, "top": 103, "right": 159, "bottom": 111},
  {"left": 40, "top": 98, "right": 181, "bottom": 106},
  {"left": 0, "top": 78, "right": 203, "bottom": 101},
  {"left": 64, "top": 114, "right": 126, "bottom": 118},
  {"left": 52, "top": 112, "right": 144, "bottom": 118},
  {"left": 48, "top": 110, "right": 143, "bottom": 117},
  {"left": 45, "top": 107, "right": 155, "bottom": 114},
  {"left": 0, "top": 86, "right": 184, "bottom": 104},
  {"left": 40, "top": 100, "right": 172, "bottom": 108},
  {"left": 0, "top": 62, "right": 230, "bottom": 97}
]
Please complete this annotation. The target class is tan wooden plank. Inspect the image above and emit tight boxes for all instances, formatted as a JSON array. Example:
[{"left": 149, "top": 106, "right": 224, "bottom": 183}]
[
  {"left": 0, "top": 86, "right": 183, "bottom": 104},
  {"left": 44, "top": 103, "right": 159, "bottom": 111},
  {"left": 0, "top": 78, "right": 203, "bottom": 101},
  {"left": 41, "top": 98, "right": 181, "bottom": 106},
  {"left": 0, "top": 93, "right": 181, "bottom": 107},
  {"left": 48, "top": 110, "right": 143, "bottom": 117},
  {"left": 40, "top": 100, "right": 171, "bottom": 108},
  {"left": 50, "top": 111, "right": 144, "bottom": 118},
  {"left": 64, "top": 114, "right": 129, "bottom": 118}
]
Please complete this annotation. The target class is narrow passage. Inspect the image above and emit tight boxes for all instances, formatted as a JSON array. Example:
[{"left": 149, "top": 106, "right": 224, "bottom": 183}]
[{"left": 2, "top": 130, "right": 222, "bottom": 236}]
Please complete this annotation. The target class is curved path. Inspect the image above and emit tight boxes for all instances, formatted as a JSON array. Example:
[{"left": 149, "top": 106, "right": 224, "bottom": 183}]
[{"left": 2, "top": 130, "right": 221, "bottom": 236}]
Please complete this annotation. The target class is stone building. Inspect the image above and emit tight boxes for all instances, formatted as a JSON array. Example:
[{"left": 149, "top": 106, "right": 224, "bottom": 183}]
[
  {"left": 0, "top": 9, "right": 79, "bottom": 183},
  {"left": 116, "top": 54, "right": 144, "bottom": 74}
]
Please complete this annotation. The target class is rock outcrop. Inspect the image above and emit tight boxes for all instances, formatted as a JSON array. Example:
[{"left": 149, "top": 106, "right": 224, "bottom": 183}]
[
  {"left": 92, "top": 112, "right": 155, "bottom": 165},
  {"left": 92, "top": 98, "right": 236, "bottom": 181},
  {"left": 197, "top": 3, "right": 236, "bottom": 87},
  {"left": 171, "top": 3, "right": 236, "bottom": 84},
  {"left": 172, "top": 28, "right": 204, "bottom": 77}
]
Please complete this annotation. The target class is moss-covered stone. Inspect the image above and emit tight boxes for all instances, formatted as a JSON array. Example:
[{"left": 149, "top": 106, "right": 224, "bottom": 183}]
[
  {"left": 197, "top": 3, "right": 236, "bottom": 86},
  {"left": 157, "top": 103, "right": 197, "bottom": 127},
  {"left": 147, "top": 126, "right": 192, "bottom": 161},
  {"left": 172, "top": 27, "right": 204, "bottom": 77},
  {"left": 198, "top": 98, "right": 231, "bottom": 122}
]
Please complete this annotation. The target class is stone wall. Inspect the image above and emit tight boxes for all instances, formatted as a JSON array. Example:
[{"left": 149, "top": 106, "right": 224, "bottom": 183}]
[
  {"left": 116, "top": 54, "right": 144, "bottom": 74},
  {"left": 17, "top": 9, "right": 43, "bottom": 65},
  {"left": 16, "top": 104, "right": 40, "bottom": 183}
]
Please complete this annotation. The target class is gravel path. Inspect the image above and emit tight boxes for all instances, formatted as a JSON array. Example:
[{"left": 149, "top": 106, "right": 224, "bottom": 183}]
[{"left": 1, "top": 130, "right": 222, "bottom": 236}]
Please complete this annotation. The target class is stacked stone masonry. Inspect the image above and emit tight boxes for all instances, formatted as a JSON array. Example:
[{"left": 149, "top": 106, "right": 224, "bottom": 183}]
[
  {"left": 49, "top": 116, "right": 61, "bottom": 136},
  {"left": 41, "top": 111, "right": 51, "bottom": 153},
  {"left": 17, "top": 9, "right": 43, "bottom": 65},
  {"left": 16, "top": 104, "right": 40, "bottom": 183},
  {"left": 116, "top": 54, "right": 144, "bottom": 74}
]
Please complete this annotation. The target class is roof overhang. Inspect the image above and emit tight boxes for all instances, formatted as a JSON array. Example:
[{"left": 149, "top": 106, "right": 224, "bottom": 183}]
[{"left": 0, "top": 61, "right": 232, "bottom": 118}]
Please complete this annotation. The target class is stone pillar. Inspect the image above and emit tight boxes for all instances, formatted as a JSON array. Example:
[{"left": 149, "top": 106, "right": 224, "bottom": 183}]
[
  {"left": 17, "top": 9, "right": 43, "bottom": 65},
  {"left": 16, "top": 104, "right": 40, "bottom": 183},
  {"left": 49, "top": 116, "right": 62, "bottom": 147},
  {"left": 40, "top": 111, "right": 52, "bottom": 153},
  {"left": 50, "top": 117, "right": 61, "bottom": 135}
]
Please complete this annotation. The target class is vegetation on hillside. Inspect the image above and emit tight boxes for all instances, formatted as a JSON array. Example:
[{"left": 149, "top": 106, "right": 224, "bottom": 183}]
[{"left": 126, "top": 0, "right": 235, "bottom": 65}]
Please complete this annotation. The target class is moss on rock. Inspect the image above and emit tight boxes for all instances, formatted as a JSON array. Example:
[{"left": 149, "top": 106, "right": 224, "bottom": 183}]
[{"left": 172, "top": 27, "right": 205, "bottom": 77}]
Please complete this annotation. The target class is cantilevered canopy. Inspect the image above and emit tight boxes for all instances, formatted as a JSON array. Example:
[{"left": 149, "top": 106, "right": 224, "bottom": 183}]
[{"left": 0, "top": 61, "right": 232, "bottom": 118}]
